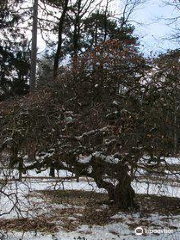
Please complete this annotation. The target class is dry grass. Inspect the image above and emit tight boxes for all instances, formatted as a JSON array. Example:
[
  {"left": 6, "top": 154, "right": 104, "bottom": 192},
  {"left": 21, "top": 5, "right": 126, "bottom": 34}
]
[
  {"left": 1, "top": 190, "right": 180, "bottom": 233},
  {"left": 0, "top": 217, "right": 58, "bottom": 232},
  {"left": 137, "top": 194, "right": 180, "bottom": 215},
  {"left": 39, "top": 190, "right": 118, "bottom": 226}
]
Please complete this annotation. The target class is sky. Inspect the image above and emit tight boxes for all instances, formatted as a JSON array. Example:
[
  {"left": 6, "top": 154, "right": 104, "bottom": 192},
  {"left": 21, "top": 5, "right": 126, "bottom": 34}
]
[
  {"left": 34, "top": 0, "right": 180, "bottom": 56},
  {"left": 112, "top": 0, "right": 180, "bottom": 55}
]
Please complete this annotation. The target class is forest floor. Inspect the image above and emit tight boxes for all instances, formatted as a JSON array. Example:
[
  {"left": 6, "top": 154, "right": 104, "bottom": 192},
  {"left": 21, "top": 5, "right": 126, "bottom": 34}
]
[{"left": 0, "top": 159, "right": 180, "bottom": 240}]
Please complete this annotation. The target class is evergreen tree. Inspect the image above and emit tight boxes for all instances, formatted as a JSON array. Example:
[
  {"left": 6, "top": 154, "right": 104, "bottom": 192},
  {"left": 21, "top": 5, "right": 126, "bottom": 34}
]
[
  {"left": 0, "top": 0, "right": 30, "bottom": 100},
  {"left": 82, "top": 10, "right": 137, "bottom": 50}
]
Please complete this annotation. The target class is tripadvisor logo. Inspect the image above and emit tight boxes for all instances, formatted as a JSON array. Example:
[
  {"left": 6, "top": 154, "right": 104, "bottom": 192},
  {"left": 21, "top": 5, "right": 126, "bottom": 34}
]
[
  {"left": 135, "top": 227, "right": 143, "bottom": 235},
  {"left": 135, "top": 227, "right": 173, "bottom": 236}
]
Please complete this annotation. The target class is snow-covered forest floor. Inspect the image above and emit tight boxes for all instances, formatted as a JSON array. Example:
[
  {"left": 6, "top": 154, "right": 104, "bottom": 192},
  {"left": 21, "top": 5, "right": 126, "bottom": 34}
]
[{"left": 0, "top": 158, "right": 180, "bottom": 240}]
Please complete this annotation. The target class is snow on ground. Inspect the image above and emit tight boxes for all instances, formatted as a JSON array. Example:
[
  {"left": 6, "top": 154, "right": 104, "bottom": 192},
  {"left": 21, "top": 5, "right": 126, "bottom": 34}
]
[
  {"left": 0, "top": 168, "right": 75, "bottom": 179},
  {"left": 164, "top": 157, "right": 180, "bottom": 165},
  {"left": 1, "top": 157, "right": 180, "bottom": 240},
  {"left": 0, "top": 173, "right": 100, "bottom": 220},
  {"left": 133, "top": 180, "right": 180, "bottom": 198},
  {"left": 1, "top": 175, "right": 180, "bottom": 220},
  {"left": 139, "top": 155, "right": 180, "bottom": 166},
  {"left": 1, "top": 213, "right": 180, "bottom": 240}
]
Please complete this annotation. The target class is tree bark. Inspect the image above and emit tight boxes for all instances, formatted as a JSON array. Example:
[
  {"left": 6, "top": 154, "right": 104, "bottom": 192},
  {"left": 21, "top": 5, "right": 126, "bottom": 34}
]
[
  {"left": 72, "top": 0, "right": 82, "bottom": 68},
  {"left": 114, "top": 176, "right": 136, "bottom": 209},
  {"left": 30, "top": 0, "right": 38, "bottom": 92},
  {"left": 53, "top": 0, "right": 69, "bottom": 80}
]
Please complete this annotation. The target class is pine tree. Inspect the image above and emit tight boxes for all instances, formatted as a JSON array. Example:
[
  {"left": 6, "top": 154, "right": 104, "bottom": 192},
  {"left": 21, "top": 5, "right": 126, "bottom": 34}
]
[{"left": 0, "top": 0, "right": 30, "bottom": 100}]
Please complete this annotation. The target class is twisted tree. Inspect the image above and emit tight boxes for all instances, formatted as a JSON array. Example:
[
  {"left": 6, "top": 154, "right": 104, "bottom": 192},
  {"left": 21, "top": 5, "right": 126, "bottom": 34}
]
[{"left": 0, "top": 39, "right": 148, "bottom": 209}]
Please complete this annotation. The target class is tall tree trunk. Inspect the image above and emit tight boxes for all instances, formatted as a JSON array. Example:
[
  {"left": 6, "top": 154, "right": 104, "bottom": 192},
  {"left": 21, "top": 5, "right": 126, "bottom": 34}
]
[
  {"left": 103, "top": 0, "right": 109, "bottom": 42},
  {"left": 174, "top": 99, "right": 178, "bottom": 155},
  {"left": 30, "top": 0, "right": 38, "bottom": 92},
  {"left": 72, "top": 0, "right": 81, "bottom": 68},
  {"left": 53, "top": 0, "right": 69, "bottom": 80}
]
